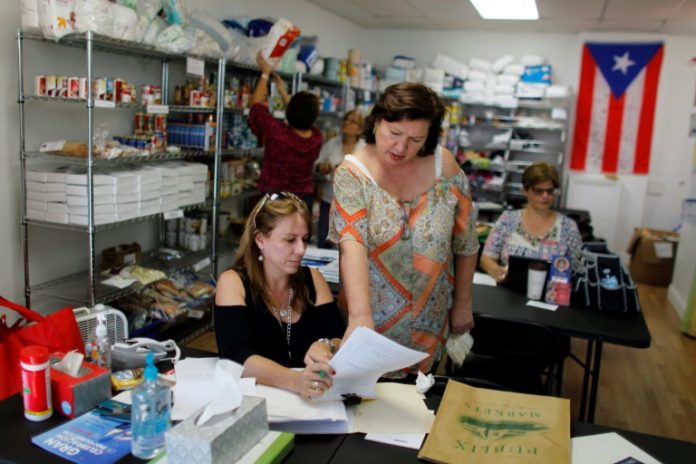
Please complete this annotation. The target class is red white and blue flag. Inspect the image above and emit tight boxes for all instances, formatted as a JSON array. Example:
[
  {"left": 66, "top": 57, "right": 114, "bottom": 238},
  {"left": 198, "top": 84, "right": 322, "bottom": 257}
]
[{"left": 570, "top": 42, "right": 664, "bottom": 174}]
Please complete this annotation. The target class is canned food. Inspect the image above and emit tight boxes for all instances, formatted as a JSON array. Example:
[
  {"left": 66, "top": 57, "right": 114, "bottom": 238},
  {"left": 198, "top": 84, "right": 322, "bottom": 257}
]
[
  {"left": 105, "top": 77, "right": 115, "bottom": 101},
  {"left": 152, "top": 85, "right": 162, "bottom": 104},
  {"left": 45, "top": 75, "right": 56, "bottom": 97},
  {"left": 68, "top": 77, "right": 80, "bottom": 99},
  {"left": 190, "top": 89, "right": 201, "bottom": 106},
  {"left": 34, "top": 76, "right": 46, "bottom": 96},
  {"left": 114, "top": 78, "right": 123, "bottom": 103},
  {"left": 57, "top": 76, "right": 68, "bottom": 98},
  {"left": 79, "top": 77, "right": 88, "bottom": 99},
  {"left": 121, "top": 83, "right": 132, "bottom": 104},
  {"left": 93, "top": 78, "right": 106, "bottom": 100},
  {"left": 134, "top": 112, "right": 145, "bottom": 135},
  {"left": 154, "top": 114, "right": 167, "bottom": 132}
]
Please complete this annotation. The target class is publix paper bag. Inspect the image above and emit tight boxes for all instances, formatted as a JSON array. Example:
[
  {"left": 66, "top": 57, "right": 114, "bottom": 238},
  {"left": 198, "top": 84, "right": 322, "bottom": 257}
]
[{"left": 419, "top": 380, "right": 570, "bottom": 464}]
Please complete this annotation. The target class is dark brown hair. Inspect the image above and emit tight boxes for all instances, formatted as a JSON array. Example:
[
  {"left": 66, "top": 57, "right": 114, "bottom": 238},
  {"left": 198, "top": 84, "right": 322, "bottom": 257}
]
[
  {"left": 286, "top": 91, "right": 319, "bottom": 130},
  {"left": 362, "top": 83, "right": 445, "bottom": 156},
  {"left": 522, "top": 162, "right": 560, "bottom": 190},
  {"left": 233, "top": 193, "right": 312, "bottom": 313}
]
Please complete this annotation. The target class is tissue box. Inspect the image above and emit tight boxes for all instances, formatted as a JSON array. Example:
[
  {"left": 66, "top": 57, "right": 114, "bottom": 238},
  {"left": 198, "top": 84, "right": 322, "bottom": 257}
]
[
  {"left": 50, "top": 354, "right": 111, "bottom": 418},
  {"left": 166, "top": 395, "right": 268, "bottom": 464}
]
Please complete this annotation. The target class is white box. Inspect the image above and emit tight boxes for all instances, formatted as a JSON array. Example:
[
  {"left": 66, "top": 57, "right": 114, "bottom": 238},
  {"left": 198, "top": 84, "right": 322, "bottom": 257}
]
[
  {"left": 139, "top": 206, "right": 160, "bottom": 217},
  {"left": 26, "top": 170, "right": 68, "bottom": 183},
  {"left": 66, "top": 184, "right": 115, "bottom": 196},
  {"left": 27, "top": 200, "right": 47, "bottom": 211},
  {"left": 139, "top": 190, "right": 160, "bottom": 201},
  {"left": 69, "top": 213, "right": 115, "bottom": 226},
  {"left": 46, "top": 211, "right": 69, "bottom": 224},
  {"left": 115, "top": 193, "right": 140, "bottom": 204},
  {"left": 116, "top": 209, "right": 139, "bottom": 221},
  {"left": 27, "top": 191, "right": 67, "bottom": 202},
  {"left": 68, "top": 204, "right": 115, "bottom": 215},
  {"left": 140, "top": 198, "right": 160, "bottom": 210},
  {"left": 116, "top": 202, "right": 139, "bottom": 215},
  {"left": 26, "top": 181, "right": 65, "bottom": 193},
  {"left": 26, "top": 209, "right": 46, "bottom": 221},
  {"left": 141, "top": 180, "right": 162, "bottom": 192},
  {"left": 65, "top": 172, "right": 113, "bottom": 186},
  {"left": 67, "top": 194, "right": 115, "bottom": 206},
  {"left": 46, "top": 202, "right": 69, "bottom": 214}
]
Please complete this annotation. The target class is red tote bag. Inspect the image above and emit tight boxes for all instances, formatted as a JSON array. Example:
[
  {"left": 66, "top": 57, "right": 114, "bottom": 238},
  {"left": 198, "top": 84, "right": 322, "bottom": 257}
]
[{"left": 0, "top": 296, "right": 85, "bottom": 400}]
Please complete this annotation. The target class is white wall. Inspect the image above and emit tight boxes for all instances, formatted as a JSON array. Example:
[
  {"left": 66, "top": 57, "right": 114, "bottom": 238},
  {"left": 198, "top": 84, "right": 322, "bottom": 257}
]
[{"left": 1, "top": 2, "right": 693, "bottom": 309}]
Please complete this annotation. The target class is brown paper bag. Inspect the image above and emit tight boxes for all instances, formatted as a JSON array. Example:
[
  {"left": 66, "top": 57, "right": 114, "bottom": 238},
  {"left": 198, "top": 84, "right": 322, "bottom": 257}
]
[{"left": 418, "top": 380, "right": 570, "bottom": 464}]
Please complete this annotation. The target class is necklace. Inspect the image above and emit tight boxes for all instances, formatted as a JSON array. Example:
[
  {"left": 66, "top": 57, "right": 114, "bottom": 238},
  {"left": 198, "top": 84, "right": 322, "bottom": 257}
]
[{"left": 270, "top": 288, "right": 294, "bottom": 361}]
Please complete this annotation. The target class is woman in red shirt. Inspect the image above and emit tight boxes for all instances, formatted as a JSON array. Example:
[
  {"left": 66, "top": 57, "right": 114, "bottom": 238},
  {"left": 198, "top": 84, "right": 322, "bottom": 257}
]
[{"left": 249, "top": 52, "right": 323, "bottom": 214}]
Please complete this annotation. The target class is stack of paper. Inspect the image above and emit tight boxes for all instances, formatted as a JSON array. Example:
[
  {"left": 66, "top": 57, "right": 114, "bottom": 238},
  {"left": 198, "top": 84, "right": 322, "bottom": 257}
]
[{"left": 302, "top": 246, "right": 339, "bottom": 283}]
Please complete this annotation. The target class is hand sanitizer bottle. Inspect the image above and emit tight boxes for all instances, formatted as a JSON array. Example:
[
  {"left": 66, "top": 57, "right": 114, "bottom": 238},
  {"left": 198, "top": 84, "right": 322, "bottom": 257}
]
[
  {"left": 94, "top": 313, "right": 111, "bottom": 370},
  {"left": 131, "top": 352, "right": 171, "bottom": 459}
]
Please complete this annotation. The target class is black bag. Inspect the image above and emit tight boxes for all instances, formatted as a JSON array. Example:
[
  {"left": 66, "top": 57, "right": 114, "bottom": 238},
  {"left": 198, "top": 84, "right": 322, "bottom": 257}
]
[{"left": 572, "top": 245, "right": 641, "bottom": 313}]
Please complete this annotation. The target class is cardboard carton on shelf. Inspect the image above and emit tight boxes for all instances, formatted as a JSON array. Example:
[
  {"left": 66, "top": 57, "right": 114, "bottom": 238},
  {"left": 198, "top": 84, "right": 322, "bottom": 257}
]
[{"left": 626, "top": 228, "right": 679, "bottom": 286}]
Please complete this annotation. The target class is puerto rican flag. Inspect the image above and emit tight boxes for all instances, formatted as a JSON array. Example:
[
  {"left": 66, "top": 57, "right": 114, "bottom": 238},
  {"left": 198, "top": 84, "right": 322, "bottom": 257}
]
[{"left": 570, "top": 42, "right": 664, "bottom": 174}]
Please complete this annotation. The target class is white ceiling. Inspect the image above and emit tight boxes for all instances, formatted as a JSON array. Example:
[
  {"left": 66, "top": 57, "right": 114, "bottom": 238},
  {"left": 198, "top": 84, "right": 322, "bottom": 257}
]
[{"left": 308, "top": 0, "right": 696, "bottom": 36}]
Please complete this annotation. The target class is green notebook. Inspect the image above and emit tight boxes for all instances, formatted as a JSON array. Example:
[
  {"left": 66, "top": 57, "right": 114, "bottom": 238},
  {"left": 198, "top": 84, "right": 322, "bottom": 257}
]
[{"left": 241, "top": 431, "right": 295, "bottom": 464}]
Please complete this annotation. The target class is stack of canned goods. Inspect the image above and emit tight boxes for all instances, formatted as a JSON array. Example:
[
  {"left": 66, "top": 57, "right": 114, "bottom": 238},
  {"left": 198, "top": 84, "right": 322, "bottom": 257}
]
[
  {"left": 165, "top": 214, "right": 209, "bottom": 252},
  {"left": 34, "top": 75, "right": 87, "bottom": 99},
  {"left": 113, "top": 112, "right": 167, "bottom": 153},
  {"left": 141, "top": 85, "right": 162, "bottom": 106},
  {"left": 34, "top": 75, "right": 136, "bottom": 104}
]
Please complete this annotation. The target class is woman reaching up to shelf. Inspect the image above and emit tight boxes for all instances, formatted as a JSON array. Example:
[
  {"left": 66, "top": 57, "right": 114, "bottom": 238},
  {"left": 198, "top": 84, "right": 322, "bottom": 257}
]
[
  {"left": 249, "top": 52, "right": 323, "bottom": 215},
  {"left": 314, "top": 110, "right": 365, "bottom": 248},
  {"left": 214, "top": 192, "right": 344, "bottom": 398},
  {"left": 480, "top": 162, "right": 583, "bottom": 282}
]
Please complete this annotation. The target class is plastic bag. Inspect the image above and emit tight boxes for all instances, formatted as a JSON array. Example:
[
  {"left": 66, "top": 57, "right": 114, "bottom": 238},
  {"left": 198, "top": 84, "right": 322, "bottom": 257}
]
[
  {"left": 74, "top": 0, "right": 113, "bottom": 37},
  {"left": 155, "top": 24, "right": 195, "bottom": 54},
  {"left": 39, "top": 0, "right": 75, "bottom": 40}
]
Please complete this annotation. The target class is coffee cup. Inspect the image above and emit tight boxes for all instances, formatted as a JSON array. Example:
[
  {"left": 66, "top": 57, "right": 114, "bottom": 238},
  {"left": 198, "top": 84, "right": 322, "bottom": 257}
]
[{"left": 527, "top": 262, "right": 548, "bottom": 300}]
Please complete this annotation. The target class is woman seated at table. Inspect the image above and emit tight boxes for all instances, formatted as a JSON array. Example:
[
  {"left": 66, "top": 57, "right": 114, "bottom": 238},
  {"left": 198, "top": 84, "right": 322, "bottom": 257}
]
[
  {"left": 480, "top": 162, "right": 582, "bottom": 283},
  {"left": 214, "top": 192, "right": 345, "bottom": 398}
]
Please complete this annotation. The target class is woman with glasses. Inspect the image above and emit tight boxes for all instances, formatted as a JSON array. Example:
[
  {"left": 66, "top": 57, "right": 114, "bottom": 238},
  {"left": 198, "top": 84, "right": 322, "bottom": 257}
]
[
  {"left": 214, "top": 192, "right": 344, "bottom": 398},
  {"left": 250, "top": 52, "right": 323, "bottom": 213},
  {"left": 329, "top": 83, "right": 479, "bottom": 378},
  {"left": 314, "top": 110, "right": 365, "bottom": 248},
  {"left": 480, "top": 162, "right": 582, "bottom": 283}
]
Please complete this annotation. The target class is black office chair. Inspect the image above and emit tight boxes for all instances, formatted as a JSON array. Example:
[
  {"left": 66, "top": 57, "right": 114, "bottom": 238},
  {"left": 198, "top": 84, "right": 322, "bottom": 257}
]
[{"left": 447, "top": 314, "right": 564, "bottom": 396}]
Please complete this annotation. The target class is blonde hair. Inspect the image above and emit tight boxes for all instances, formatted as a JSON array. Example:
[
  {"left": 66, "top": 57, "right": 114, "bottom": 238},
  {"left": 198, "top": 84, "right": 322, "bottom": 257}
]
[{"left": 233, "top": 193, "right": 312, "bottom": 313}]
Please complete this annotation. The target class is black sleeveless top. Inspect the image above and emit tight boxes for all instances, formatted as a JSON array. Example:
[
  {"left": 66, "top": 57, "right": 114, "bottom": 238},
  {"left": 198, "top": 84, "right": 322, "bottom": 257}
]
[{"left": 214, "top": 267, "right": 345, "bottom": 368}]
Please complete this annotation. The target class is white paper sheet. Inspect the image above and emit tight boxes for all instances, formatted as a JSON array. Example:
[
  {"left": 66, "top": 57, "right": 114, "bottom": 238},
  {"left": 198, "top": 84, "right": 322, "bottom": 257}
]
[
  {"left": 316, "top": 327, "right": 428, "bottom": 402},
  {"left": 364, "top": 433, "right": 426, "bottom": 450},
  {"left": 526, "top": 300, "right": 559, "bottom": 311},
  {"left": 302, "top": 246, "right": 339, "bottom": 283},
  {"left": 572, "top": 432, "right": 662, "bottom": 464},
  {"left": 473, "top": 272, "right": 497, "bottom": 287},
  {"left": 253, "top": 384, "right": 347, "bottom": 423},
  {"left": 351, "top": 383, "right": 434, "bottom": 434}
]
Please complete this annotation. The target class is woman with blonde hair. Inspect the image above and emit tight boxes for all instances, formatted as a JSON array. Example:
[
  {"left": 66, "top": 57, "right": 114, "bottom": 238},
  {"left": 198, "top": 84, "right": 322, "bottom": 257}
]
[
  {"left": 215, "top": 192, "right": 344, "bottom": 398},
  {"left": 315, "top": 110, "right": 365, "bottom": 248}
]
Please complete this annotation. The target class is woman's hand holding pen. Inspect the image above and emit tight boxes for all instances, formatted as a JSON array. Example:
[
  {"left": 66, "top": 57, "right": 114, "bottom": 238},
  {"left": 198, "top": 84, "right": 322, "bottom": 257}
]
[{"left": 296, "top": 340, "right": 337, "bottom": 398}]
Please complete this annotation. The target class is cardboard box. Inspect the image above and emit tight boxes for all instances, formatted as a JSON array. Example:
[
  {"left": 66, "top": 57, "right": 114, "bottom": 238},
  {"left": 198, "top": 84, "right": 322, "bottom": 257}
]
[
  {"left": 102, "top": 242, "right": 141, "bottom": 269},
  {"left": 626, "top": 228, "right": 679, "bottom": 286},
  {"left": 165, "top": 395, "right": 268, "bottom": 464},
  {"left": 50, "top": 354, "right": 111, "bottom": 418}
]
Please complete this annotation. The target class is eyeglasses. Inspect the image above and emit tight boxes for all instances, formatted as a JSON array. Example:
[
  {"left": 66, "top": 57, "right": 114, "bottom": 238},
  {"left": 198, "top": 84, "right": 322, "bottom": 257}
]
[
  {"left": 401, "top": 204, "right": 411, "bottom": 240},
  {"left": 253, "top": 192, "right": 303, "bottom": 230},
  {"left": 530, "top": 187, "right": 560, "bottom": 197}
]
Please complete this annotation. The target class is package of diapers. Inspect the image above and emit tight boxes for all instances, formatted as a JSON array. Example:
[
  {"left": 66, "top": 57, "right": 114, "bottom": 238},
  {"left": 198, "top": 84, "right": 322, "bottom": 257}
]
[{"left": 38, "top": 0, "right": 75, "bottom": 40}]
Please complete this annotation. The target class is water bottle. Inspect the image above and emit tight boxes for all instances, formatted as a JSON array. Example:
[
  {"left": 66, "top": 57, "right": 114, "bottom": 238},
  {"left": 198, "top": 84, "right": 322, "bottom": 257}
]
[
  {"left": 600, "top": 268, "right": 619, "bottom": 289},
  {"left": 94, "top": 313, "right": 111, "bottom": 370},
  {"left": 131, "top": 352, "right": 171, "bottom": 459}
]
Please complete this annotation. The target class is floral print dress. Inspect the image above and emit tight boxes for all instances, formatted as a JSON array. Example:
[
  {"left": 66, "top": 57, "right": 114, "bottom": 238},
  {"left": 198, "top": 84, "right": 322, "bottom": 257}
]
[
  {"left": 482, "top": 209, "right": 582, "bottom": 268},
  {"left": 329, "top": 146, "right": 479, "bottom": 375}
]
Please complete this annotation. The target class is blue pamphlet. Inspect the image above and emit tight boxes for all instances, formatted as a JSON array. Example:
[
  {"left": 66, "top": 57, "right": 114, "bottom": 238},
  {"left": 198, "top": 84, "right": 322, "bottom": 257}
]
[{"left": 31, "top": 400, "right": 132, "bottom": 464}]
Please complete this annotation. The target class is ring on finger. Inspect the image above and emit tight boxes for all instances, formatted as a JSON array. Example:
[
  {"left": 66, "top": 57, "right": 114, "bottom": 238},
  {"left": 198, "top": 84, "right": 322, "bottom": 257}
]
[{"left": 312, "top": 380, "right": 320, "bottom": 390}]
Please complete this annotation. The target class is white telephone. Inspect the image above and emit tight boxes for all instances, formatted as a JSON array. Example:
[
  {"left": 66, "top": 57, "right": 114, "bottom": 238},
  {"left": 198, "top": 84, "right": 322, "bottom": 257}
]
[{"left": 111, "top": 337, "right": 181, "bottom": 370}]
